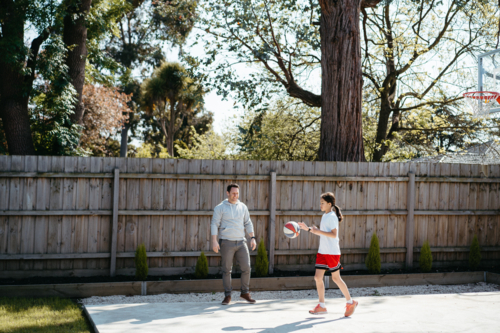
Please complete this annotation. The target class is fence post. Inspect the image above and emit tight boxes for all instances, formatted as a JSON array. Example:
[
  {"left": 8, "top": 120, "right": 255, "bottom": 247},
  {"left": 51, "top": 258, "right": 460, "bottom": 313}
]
[
  {"left": 268, "top": 171, "right": 276, "bottom": 274},
  {"left": 406, "top": 171, "right": 415, "bottom": 268},
  {"left": 110, "top": 168, "right": 120, "bottom": 277}
]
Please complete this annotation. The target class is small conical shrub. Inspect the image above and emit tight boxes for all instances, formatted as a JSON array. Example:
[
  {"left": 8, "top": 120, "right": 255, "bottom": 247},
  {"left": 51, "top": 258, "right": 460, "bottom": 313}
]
[
  {"left": 135, "top": 243, "right": 148, "bottom": 280},
  {"left": 419, "top": 241, "right": 433, "bottom": 273},
  {"left": 469, "top": 235, "right": 482, "bottom": 270},
  {"left": 195, "top": 251, "right": 209, "bottom": 279},
  {"left": 255, "top": 240, "right": 269, "bottom": 277},
  {"left": 365, "top": 233, "right": 381, "bottom": 274}
]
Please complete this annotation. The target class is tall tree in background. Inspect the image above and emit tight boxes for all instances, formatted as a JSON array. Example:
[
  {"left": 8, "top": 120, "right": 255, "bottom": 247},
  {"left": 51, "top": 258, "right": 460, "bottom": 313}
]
[
  {"left": 63, "top": 0, "right": 93, "bottom": 125},
  {"left": 361, "top": 0, "right": 498, "bottom": 161},
  {"left": 141, "top": 62, "right": 206, "bottom": 156},
  {"left": 79, "top": 85, "right": 132, "bottom": 156},
  {"left": 0, "top": 0, "right": 125, "bottom": 155},
  {"left": 197, "top": 0, "right": 382, "bottom": 161},
  {"left": 103, "top": 0, "right": 198, "bottom": 156},
  {"left": 0, "top": 0, "right": 52, "bottom": 155}
]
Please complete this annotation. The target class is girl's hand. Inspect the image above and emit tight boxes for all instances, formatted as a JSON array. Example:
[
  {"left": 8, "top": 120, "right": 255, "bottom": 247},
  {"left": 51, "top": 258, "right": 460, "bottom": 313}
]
[
  {"left": 311, "top": 225, "right": 320, "bottom": 235},
  {"left": 297, "top": 222, "right": 309, "bottom": 231}
]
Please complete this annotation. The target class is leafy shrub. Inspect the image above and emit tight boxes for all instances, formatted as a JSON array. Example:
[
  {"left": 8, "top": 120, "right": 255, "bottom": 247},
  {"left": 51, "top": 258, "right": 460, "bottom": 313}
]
[
  {"left": 419, "top": 241, "right": 433, "bottom": 273},
  {"left": 255, "top": 240, "right": 269, "bottom": 277},
  {"left": 469, "top": 235, "right": 482, "bottom": 270},
  {"left": 365, "top": 233, "right": 381, "bottom": 274},
  {"left": 195, "top": 251, "right": 209, "bottom": 279},
  {"left": 135, "top": 243, "right": 148, "bottom": 280}
]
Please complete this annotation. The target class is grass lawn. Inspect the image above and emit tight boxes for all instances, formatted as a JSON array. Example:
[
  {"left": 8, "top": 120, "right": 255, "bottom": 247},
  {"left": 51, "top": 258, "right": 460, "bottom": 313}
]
[{"left": 0, "top": 297, "right": 93, "bottom": 333}]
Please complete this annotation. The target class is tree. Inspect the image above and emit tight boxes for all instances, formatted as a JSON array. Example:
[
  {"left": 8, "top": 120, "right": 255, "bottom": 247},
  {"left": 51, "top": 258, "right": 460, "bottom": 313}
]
[
  {"left": 469, "top": 234, "right": 481, "bottom": 270},
  {"left": 134, "top": 243, "right": 148, "bottom": 280},
  {"left": 63, "top": 0, "right": 93, "bottom": 125},
  {"left": 140, "top": 62, "right": 206, "bottom": 156},
  {"left": 235, "top": 99, "right": 320, "bottom": 161},
  {"left": 30, "top": 36, "right": 83, "bottom": 156},
  {"left": 175, "top": 126, "right": 230, "bottom": 160},
  {"left": 196, "top": 0, "right": 383, "bottom": 161},
  {"left": 361, "top": 0, "right": 499, "bottom": 161},
  {"left": 0, "top": 0, "right": 128, "bottom": 155},
  {"left": 255, "top": 240, "right": 269, "bottom": 277},
  {"left": 0, "top": 0, "right": 52, "bottom": 155},
  {"left": 79, "top": 85, "right": 132, "bottom": 156},
  {"left": 365, "top": 233, "right": 381, "bottom": 274},
  {"left": 195, "top": 251, "right": 209, "bottom": 279},
  {"left": 102, "top": 0, "right": 199, "bottom": 156},
  {"left": 419, "top": 240, "right": 433, "bottom": 273}
]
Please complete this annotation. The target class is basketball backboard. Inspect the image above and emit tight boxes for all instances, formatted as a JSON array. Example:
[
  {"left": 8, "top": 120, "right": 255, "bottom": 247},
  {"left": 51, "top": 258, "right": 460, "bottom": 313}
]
[{"left": 478, "top": 48, "right": 500, "bottom": 114}]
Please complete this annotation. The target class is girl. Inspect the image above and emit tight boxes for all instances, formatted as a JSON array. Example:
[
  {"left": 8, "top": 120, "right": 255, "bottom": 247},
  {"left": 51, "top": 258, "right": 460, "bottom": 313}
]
[{"left": 298, "top": 192, "right": 358, "bottom": 317}]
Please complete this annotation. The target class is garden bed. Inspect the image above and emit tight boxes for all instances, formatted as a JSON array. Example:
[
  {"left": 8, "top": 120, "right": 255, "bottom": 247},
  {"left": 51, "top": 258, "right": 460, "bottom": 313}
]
[
  {"left": 1, "top": 271, "right": 499, "bottom": 299},
  {"left": 1, "top": 264, "right": 499, "bottom": 286}
]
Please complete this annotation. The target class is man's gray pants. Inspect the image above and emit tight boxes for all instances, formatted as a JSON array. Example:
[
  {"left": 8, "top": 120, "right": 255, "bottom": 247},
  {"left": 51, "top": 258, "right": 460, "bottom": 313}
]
[{"left": 220, "top": 239, "right": 251, "bottom": 296}]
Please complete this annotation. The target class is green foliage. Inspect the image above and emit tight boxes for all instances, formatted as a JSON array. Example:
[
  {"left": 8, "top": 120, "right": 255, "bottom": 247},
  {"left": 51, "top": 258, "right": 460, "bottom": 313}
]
[
  {"left": 255, "top": 240, "right": 269, "bottom": 277},
  {"left": 365, "top": 233, "right": 381, "bottom": 274},
  {"left": 195, "top": 251, "right": 209, "bottom": 279},
  {"left": 419, "top": 241, "right": 433, "bottom": 273},
  {"left": 361, "top": 1, "right": 499, "bottom": 161},
  {"left": 231, "top": 98, "right": 320, "bottom": 161},
  {"left": 195, "top": 0, "right": 320, "bottom": 109},
  {"left": 135, "top": 243, "right": 149, "bottom": 280},
  {"left": 469, "top": 235, "right": 482, "bottom": 270},
  {"left": 140, "top": 62, "right": 209, "bottom": 155},
  {"left": 30, "top": 35, "right": 84, "bottom": 156},
  {"left": 175, "top": 126, "right": 231, "bottom": 159}
]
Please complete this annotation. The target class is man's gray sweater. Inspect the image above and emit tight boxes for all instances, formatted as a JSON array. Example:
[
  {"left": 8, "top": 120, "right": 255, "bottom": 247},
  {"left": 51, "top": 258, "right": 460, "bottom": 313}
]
[{"left": 211, "top": 199, "right": 254, "bottom": 241}]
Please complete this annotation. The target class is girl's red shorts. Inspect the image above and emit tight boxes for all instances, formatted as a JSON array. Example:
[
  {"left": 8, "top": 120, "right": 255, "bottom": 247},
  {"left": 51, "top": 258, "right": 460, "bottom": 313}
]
[{"left": 315, "top": 253, "right": 342, "bottom": 272}]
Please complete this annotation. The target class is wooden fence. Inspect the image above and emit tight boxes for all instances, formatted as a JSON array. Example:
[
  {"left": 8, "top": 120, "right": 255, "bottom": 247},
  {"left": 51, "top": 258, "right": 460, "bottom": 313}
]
[{"left": 0, "top": 156, "right": 499, "bottom": 278}]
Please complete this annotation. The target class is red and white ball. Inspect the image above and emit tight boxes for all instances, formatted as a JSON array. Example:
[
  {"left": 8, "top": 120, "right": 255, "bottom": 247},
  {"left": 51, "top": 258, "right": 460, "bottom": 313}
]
[{"left": 283, "top": 221, "right": 300, "bottom": 239}]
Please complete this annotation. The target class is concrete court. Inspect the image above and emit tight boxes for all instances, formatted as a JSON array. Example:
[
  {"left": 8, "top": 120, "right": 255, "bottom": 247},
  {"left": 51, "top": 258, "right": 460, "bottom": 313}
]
[{"left": 85, "top": 292, "right": 500, "bottom": 333}]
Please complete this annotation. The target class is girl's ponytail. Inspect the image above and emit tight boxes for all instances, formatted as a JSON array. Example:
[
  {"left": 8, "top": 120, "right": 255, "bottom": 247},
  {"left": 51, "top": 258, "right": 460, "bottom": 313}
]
[
  {"left": 321, "top": 192, "right": 343, "bottom": 223},
  {"left": 333, "top": 205, "right": 343, "bottom": 223}
]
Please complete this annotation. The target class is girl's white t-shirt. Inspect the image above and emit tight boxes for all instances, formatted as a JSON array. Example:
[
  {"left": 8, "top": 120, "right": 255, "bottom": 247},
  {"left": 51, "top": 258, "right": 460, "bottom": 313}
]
[{"left": 317, "top": 211, "right": 341, "bottom": 255}]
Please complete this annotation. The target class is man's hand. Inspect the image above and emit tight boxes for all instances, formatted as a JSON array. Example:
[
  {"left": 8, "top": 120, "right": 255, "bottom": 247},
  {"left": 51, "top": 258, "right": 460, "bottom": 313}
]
[
  {"left": 213, "top": 239, "right": 220, "bottom": 253},
  {"left": 297, "top": 222, "right": 309, "bottom": 231},
  {"left": 250, "top": 238, "right": 257, "bottom": 251}
]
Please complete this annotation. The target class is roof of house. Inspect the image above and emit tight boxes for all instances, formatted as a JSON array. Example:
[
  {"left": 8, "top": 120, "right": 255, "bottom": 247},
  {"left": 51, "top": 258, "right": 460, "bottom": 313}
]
[{"left": 412, "top": 140, "right": 500, "bottom": 164}]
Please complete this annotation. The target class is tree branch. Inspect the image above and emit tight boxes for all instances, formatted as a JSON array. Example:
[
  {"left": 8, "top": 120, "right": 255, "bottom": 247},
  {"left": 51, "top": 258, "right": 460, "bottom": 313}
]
[{"left": 25, "top": 28, "right": 52, "bottom": 89}]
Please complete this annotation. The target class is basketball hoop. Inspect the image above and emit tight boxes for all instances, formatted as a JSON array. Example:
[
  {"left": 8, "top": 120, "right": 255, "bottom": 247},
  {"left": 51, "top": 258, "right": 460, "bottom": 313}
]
[{"left": 463, "top": 91, "right": 500, "bottom": 117}]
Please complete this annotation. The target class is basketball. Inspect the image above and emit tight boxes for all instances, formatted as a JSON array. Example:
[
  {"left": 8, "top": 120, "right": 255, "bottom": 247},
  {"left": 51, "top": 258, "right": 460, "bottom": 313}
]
[{"left": 283, "top": 221, "right": 300, "bottom": 239}]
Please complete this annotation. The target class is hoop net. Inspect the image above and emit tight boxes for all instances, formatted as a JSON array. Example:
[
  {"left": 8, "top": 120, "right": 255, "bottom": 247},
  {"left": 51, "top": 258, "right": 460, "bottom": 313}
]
[{"left": 463, "top": 91, "right": 500, "bottom": 117}]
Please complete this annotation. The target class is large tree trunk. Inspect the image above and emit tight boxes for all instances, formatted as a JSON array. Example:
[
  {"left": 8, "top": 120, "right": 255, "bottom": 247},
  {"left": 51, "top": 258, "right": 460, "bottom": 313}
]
[
  {"left": 63, "top": 0, "right": 92, "bottom": 125},
  {"left": 119, "top": 123, "right": 129, "bottom": 157},
  {"left": 0, "top": 1, "right": 36, "bottom": 155},
  {"left": 318, "top": 0, "right": 366, "bottom": 162},
  {"left": 1, "top": 100, "right": 36, "bottom": 155}
]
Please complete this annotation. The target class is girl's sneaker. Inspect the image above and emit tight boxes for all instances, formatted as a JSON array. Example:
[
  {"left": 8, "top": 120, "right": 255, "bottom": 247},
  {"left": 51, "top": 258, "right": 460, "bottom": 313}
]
[
  {"left": 309, "top": 304, "right": 327, "bottom": 315},
  {"left": 344, "top": 300, "right": 358, "bottom": 317}
]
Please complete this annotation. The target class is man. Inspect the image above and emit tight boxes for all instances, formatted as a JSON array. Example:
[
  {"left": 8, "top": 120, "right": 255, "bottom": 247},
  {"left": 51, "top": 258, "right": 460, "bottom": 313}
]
[{"left": 211, "top": 183, "right": 257, "bottom": 305}]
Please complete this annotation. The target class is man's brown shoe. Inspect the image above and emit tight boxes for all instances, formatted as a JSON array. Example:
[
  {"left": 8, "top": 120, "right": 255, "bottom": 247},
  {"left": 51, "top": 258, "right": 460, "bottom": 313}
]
[
  {"left": 222, "top": 295, "right": 231, "bottom": 305},
  {"left": 240, "top": 293, "right": 256, "bottom": 304}
]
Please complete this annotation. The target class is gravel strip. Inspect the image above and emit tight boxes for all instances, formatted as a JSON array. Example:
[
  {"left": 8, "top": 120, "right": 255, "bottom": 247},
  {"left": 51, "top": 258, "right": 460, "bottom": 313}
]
[{"left": 81, "top": 282, "right": 499, "bottom": 306}]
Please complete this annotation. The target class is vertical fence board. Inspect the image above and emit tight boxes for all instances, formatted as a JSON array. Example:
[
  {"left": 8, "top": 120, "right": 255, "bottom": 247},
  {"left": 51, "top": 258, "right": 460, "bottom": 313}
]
[
  {"left": 33, "top": 156, "right": 50, "bottom": 270},
  {"left": 137, "top": 158, "right": 152, "bottom": 268},
  {"left": 149, "top": 159, "right": 164, "bottom": 269},
  {"left": 19, "top": 156, "right": 37, "bottom": 271},
  {"left": 100, "top": 158, "right": 115, "bottom": 270},
  {"left": 60, "top": 157, "right": 77, "bottom": 270},
  {"left": 185, "top": 160, "right": 201, "bottom": 268},
  {"left": 437, "top": 164, "right": 451, "bottom": 262}
]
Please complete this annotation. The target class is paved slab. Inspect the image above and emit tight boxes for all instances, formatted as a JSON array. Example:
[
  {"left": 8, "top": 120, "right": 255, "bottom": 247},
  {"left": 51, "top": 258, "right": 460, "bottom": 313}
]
[{"left": 86, "top": 292, "right": 500, "bottom": 333}]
